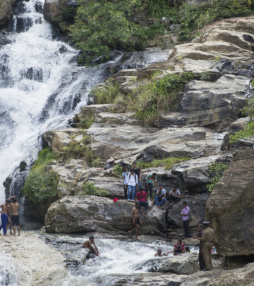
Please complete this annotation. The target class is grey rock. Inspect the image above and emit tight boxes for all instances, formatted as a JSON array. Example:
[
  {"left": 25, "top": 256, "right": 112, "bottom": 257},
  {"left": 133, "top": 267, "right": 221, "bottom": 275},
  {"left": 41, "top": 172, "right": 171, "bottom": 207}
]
[{"left": 169, "top": 24, "right": 180, "bottom": 32}]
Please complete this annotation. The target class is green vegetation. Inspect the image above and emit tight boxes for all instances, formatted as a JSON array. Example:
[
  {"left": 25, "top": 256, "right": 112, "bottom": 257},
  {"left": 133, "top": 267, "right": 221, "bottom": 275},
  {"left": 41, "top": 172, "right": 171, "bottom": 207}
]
[
  {"left": 92, "top": 71, "right": 195, "bottom": 126},
  {"left": 137, "top": 156, "right": 190, "bottom": 170},
  {"left": 79, "top": 117, "right": 94, "bottom": 129},
  {"left": 70, "top": 0, "right": 145, "bottom": 63},
  {"left": 230, "top": 98, "right": 254, "bottom": 143},
  {"left": 114, "top": 164, "right": 123, "bottom": 176},
  {"left": 214, "top": 55, "right": 221, "bottom": 61},
  {"left": 171, "top": 0, "right": 254, "bottom": 41},
  {"left": 23, "top": 148, "right": 59, "bottom": 203},
  {"left": 81, "top": 182, "right": 109, "bottom": 196},
  {"left": 207, "top": 163, "right": 229, "bottom": 192}
]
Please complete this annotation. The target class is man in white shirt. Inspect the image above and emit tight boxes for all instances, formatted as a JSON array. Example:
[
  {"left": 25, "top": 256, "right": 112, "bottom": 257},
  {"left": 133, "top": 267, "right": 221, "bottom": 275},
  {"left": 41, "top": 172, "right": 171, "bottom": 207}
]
[
  {"left": 168, "top": 186, "right": 181, "bottom": 207},
  {"left": 125, "top": 169, "right": 138, "bottom": 202},
  {"left": 155, "top": 185, "right": 166, "bottom": 208}
]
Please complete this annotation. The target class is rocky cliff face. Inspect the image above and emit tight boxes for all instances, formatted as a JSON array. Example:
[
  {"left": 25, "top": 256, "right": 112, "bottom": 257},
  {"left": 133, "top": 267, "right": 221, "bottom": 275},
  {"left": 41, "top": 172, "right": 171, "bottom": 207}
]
[
  {"left": 24, "top": 17, "right": 254, "bottom": 249},
  {"left": 206, "top": 149, "right": 254, "bottom": 257},
  {"left": 0, "top": 0, "right": 15, "bottom": 27}
]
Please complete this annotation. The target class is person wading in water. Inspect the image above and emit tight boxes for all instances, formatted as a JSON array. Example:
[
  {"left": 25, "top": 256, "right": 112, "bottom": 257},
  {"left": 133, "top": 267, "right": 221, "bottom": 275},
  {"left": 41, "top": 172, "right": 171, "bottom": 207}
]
[
  {"left": 128, "top": 202, "right": 142, "bottom": 240},
  {"left": 82, "top": 236, "right": 100, "bottom": 257}
]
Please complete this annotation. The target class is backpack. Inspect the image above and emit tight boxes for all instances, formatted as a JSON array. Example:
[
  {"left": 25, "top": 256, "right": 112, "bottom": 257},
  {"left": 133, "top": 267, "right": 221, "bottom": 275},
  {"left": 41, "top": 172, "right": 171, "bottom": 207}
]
[{"left": 129, "top": 173, "right": 138, "bottom": 184}]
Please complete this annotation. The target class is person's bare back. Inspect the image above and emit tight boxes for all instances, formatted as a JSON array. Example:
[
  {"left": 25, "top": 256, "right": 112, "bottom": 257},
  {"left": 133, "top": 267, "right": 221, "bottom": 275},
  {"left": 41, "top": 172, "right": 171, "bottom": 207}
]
[
  {"left": 10, "top": 202, "right": 19, "bottom": 215},
  {"left": 82, "top": 236, "right": 100, "bottom": 256},
  {"left": 0, "top": 203, "right": 8, "bottom": 215}
]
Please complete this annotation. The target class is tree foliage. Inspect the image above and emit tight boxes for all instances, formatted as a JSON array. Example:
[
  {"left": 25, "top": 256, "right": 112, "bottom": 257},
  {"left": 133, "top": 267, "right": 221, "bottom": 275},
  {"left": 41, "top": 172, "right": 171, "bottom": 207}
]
[
  {"left": 230, "top": 98, "right": 254, "bottom": 143},
  {"left": 23, "top": 148, "right": 59, "bottom": 203},
  {"left": 207, "top": 163, "right": 229, "bottom": 192},
  {"left": 70, "top": 0, "right": 145, "bottom": 63}
]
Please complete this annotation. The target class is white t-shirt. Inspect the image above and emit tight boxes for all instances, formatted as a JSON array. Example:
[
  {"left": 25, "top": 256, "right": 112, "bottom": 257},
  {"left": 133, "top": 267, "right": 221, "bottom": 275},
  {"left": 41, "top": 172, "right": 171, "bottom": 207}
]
[
  {"left": 169, "top": 189, "right": 181, "bottom": 196},
  {"left": 126, "top": 174, "right": 138, "bottom": 186},
  {"left": 156, "top": 189, "right": 166, "bottom": 198}
]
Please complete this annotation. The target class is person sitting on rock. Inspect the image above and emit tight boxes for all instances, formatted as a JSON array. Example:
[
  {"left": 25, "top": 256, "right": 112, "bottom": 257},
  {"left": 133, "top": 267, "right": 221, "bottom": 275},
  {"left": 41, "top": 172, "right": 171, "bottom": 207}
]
[
  {"left": 126, "top": 169, "right": 138, "bottom": 202},
  {"left": 136, "top": 187, "right": 148, "bottom": 215},
  {"left": 165, "top": 238, "right": 186, "bottom": 256},
  {"left": 155, "top": 185, "right": 166, "bottom": 208},
  {"left": 168, "top": 186, "right": 181, "bottom": 207},
  {"left": 128, "top": 202, "right": 142, "bottom": 240},
  {"left": 145, "top": 173, "right": 158, "bottom": 201},
  {"left": 82, "top": 236, "right": 100, "bottom": 257}
]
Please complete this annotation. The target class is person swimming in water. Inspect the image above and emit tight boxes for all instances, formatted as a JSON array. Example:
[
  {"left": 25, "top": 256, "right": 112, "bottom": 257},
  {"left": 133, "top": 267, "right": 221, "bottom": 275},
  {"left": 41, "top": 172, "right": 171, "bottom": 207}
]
[{"left": 155, "top": 248, "right": 165, "bottom": 257}]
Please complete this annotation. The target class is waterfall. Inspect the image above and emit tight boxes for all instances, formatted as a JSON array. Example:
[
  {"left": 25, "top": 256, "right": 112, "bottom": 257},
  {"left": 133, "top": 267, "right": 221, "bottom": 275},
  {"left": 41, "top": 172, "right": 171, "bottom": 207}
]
[{"left": 0, "top": 0, "right": 170, "bottom": 204}]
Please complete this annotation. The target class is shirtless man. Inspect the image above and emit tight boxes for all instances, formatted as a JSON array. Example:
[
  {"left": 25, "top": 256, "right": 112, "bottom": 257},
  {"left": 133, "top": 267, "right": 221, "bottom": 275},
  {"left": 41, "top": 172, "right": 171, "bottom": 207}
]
[
  {"left": 82, "top": 236, "right": 100, "bottom": 256},
  {"left": 128, "top": 202, "right": 142, "bottom": 240},
  {"left": 0, "top": 200, "right": 11, "bottom": 236},
  {"left": 7, "top": 202, "right": 13, "bottom": 235},
  {"left": 8, "top": 196, "right": 20, "bottom": 236}
]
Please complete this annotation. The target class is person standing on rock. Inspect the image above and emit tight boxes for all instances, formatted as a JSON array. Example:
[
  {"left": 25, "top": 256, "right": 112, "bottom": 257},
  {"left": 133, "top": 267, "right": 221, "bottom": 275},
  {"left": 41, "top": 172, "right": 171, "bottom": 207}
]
[
  {"left": 7, "top": 196, "right": 20, "bottom": 236},
  {"left": 181, "top": 201, "right": 190, "bottom": 238},
  {"left": 168, "top": 186, "right": 181, "bottom": 207},
  {"left": 136, "top": 187, "right": 148, "bottom": 215},
  {"left": 7, "top": 201, "right": 13, "bottom": 236},
  {"left": 122, "top": 166, "right": 130, "bottom": 199},
  {"left": 0, "top": 200, "right": 11, "bottom": 236},
  {"left": 129, "top": 202, "right": 142, "bottom": 240},
  {"left": 193, "top": 224, "right": 206, "bottom": 270},
  {"left": 132, "top": 162, "right": 142, "bottom": 190},
  {"left": 82, "top": 236, "right": 100, "bottom": 257},
  {"left": 126, "top": 169, "right": 138, "bottom": 202},
  {"left": 155, "top": 185, "right": 166, "bottom": 208},
  {"left": 196, "top": 221, "right": 215, "bottom": 271},
  {"left": 144, "top": 173, "right": 158, "bottom": 201}
]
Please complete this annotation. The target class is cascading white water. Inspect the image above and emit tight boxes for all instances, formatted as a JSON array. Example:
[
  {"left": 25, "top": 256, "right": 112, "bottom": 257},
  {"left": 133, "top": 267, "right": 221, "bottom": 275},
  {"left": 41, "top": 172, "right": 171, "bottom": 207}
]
[{"left": 0, "top": 0, "right": 170, "bottom": 204}]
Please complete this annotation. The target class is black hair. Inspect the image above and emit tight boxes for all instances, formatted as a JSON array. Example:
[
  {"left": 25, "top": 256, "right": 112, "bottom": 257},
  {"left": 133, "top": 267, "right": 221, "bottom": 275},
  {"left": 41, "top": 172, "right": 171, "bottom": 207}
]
[
  {"left": 89, "top": 236, "right": 94, "bottom": 240},
  {"left": 130, "top": 168, "right": 134, "bottom": 172},
  {"left": 158, "top": 248, "right": 162, "bottom": 252},
  {"left": 178, "top": 238, "right": 182, "bottom": 244},
  {"left": 6, "top": 200, "right": 11, "bottom": 203},
  {"left": 198, "top": 223, "right": 204, "bottom": 229},
  {"left": 139, "top": 187, "right": 144, "bottom": 191},
  {"left": 185, "top": 246, "right": 190, "bottom": 253},
  {"left": 133, "top": 162, "right": 137, "bottom": 165},
  {"left": 183, "top": 201, "right": 187, "bottom": 205},
  {"left": 152, "top": 173, "right": 156, "bottom": 176},
  {"left": 135, "top": 202, "right": 139, "bottom": 206},
  {"left": 13, "top": 198, "right": 17, "bottom": 202},
  {"left": 159, "top": 184, "right": 163, "bottom": 187}
]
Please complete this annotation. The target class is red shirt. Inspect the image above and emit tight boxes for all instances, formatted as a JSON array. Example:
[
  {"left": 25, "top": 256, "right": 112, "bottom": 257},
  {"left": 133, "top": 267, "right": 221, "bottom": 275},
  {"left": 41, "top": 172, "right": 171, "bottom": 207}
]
[{"left": 136, "top": 191, "right": 147, "bottom": 202}]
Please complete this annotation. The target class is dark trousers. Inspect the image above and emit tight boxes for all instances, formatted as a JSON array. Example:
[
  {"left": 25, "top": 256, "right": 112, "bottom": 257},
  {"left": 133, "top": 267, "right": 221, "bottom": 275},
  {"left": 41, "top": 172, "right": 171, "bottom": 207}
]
[
  {"left": 123, "top": 185, "right": 127, "bottom": 199},
  {"left": 199, "top": 244, "right": 206, "bottom": 270},
  {"left": 0, "top": 213, "right": 8, "bottom": 235},
  {"left": 145, "top": 183, "right": 153, "bottom": 199},
  {"left": 168, "top": 195, "right": 181, "bottom": 204},
  {"left": 138, "top": 201, "right": 148, "bottom": 211},
  {"left": 183, "top": 220, "right": 190, "bottom": 238}
]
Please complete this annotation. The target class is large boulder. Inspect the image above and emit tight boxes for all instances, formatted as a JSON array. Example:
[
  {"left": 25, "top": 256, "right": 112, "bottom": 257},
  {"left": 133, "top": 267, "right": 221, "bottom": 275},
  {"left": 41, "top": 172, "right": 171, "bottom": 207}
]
[
  {"left": 87, "top": 125, "right": 224, "bottom": 161},
  {"left": 138, "top": 253, "right": 199, "bottom": 275},
  {"left": 0, "top": 0, "right": 13, "bottom": 27},
  {"left": 45, "top": 196, "right": 164, "bottom": 234},
  {"left": 206, "top": 149, "right": 254, "bottom": 256}
]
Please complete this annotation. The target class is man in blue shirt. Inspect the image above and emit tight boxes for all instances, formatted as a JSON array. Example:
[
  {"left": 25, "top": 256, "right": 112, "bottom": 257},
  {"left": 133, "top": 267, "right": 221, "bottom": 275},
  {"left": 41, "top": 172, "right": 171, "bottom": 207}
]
[{"left": 122, "top": 166, "right": 130, "bottom": 199}]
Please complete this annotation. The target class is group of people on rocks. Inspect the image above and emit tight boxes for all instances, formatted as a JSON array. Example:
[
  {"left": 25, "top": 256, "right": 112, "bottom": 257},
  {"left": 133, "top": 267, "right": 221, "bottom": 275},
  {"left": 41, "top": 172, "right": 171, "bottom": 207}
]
[{"left": 0, "top": 196, "right": 20, "bottom": 236}]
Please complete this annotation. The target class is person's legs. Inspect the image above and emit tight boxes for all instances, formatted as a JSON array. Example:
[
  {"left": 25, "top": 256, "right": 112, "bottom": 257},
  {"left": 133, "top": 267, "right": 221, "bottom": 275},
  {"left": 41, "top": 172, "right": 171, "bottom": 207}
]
[
  {"left": 148, "top": 183, "right": 153, "bottom": 199},
  {"left": 123, "top": 185, "right": 127, "bottom": 199},
  {"left": 144, "top": 201, "right": 148, "bottom": 211},
  {"left": 158, "top": 198, "right": 166, "bottom": 206},
  {"left": 131, "top": 186, "right": 136, "bottom": 201},
  {"left": 199, "top": 250, "right": 206, "bottom": 270},
  {"left": 202, "top": 243, "right": 212, "bottom": 270},
  {"left": 155, "top": 195, "right": 159, "bottom": 206},
  {"left": 138, "top": 182, "right": 142, "bottom": 189},
  {"left": 127, "top": 185, "right": 131, "bottom": 200},
  {"left": 1, "top": 214, "right": 8, "bottom": 235},
  {"left": 186, "top": 220, "right": 190, "bottom": 238},
  {"left": 183, "top": 220, "right": 189, "bottom": 238}
]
